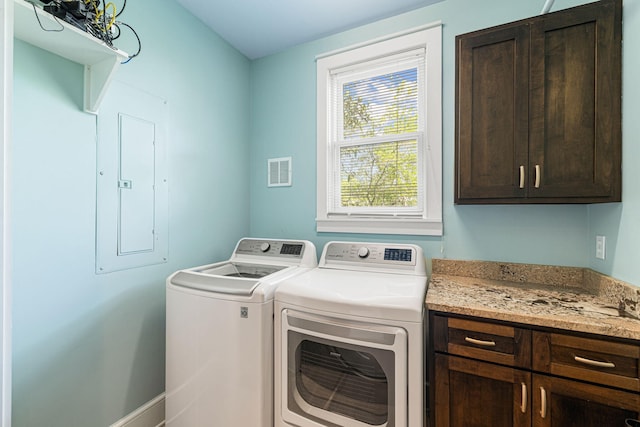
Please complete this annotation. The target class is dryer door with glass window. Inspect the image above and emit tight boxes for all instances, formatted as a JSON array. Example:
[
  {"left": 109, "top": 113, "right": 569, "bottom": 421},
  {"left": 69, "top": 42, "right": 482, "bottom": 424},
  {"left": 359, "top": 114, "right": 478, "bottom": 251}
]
[{"left": 281, "top": 309, "right": 408, "bottom": 427}]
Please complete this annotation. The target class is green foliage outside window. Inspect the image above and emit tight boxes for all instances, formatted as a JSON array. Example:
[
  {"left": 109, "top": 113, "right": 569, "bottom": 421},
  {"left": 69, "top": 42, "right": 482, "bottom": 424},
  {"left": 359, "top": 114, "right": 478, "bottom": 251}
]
[{"left": 340, "top": 69, "right": 419, "bottom": 208}]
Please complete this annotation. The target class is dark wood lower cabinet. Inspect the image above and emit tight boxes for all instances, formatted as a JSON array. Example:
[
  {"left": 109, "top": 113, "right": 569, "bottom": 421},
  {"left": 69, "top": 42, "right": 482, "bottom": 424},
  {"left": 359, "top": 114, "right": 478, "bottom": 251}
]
[
  {"left": 435, "top": 354, "right": 530, "bottom": 427},
  {"left": 434, "top": 354, "right": 640, "bottom": 427},
  {"left": 532, "top": 375, "right": 640, "bottom": 427},
  {"left": 431, "top": 313, "right": 640, "bottom": 427}
]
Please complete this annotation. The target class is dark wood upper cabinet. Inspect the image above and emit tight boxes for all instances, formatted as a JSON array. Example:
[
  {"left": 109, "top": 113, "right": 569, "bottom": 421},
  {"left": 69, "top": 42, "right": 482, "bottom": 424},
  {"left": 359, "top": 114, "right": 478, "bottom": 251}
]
[{"left": 455, "top": 0, "right": 622, "bottom": 204}]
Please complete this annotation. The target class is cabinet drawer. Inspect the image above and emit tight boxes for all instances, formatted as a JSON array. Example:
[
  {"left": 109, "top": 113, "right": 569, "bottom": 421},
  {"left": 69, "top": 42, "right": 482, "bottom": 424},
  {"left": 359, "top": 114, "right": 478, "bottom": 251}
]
[
  {"left": 433, "top": 315, "right": 531, "bottom": 368},
  {"left": 533, "top": 331, "right": 640, "bottom": 392}
]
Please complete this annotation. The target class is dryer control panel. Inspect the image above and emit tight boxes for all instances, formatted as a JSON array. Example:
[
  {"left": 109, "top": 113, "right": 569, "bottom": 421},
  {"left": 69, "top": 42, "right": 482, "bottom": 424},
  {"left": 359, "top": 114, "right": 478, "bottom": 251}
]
[{"left": 320, "top": 242, "right": 426, "bottom": 275}]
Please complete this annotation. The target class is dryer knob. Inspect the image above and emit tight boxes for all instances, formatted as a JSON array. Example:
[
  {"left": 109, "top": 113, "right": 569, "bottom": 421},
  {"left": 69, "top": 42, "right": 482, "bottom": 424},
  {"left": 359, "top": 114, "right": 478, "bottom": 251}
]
[
  {"left": 357, "top": 247, "right": 370, "bottom": 259},
  {"left": 260, "top": 242, "right": 271, "bottom": 252}
]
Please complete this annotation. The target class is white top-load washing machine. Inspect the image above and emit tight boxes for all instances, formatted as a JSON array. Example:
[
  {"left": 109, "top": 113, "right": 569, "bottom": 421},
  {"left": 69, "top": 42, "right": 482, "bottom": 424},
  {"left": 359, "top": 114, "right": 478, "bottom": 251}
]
[
  {"left": 166, "top": 238, "right": 317, "bottom": 427},
  {"left": 274, "top": 241, "right": 427, "bottom": 427}
]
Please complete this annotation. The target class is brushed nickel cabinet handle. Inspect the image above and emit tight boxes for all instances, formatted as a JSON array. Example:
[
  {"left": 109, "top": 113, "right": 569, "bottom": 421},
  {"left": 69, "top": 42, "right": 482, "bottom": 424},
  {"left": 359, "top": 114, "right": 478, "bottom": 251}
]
[
  {"left": 521, "top": 382, "right": 527, "bottom": 413},
  {"left": 519, "top": 165, "right": 525, "bottom": 188},
  {"left": 464, "top": 337, "right": 496, "bottom": 347},
  {"left": 534, "top": 164, "right": 541, "bottom": 188},
  {"left": 540, "top": 386, "right": 547, "bottom": 419},
  {"left": 574, "top": 355, "right": 616, "bottom": 369}
]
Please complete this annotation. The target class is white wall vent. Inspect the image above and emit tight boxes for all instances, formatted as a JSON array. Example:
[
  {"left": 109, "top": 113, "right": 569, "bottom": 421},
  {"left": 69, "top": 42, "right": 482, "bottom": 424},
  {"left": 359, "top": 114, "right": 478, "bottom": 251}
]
[{"left": 268, "top": 157, "right": 292, "bottom": 187}]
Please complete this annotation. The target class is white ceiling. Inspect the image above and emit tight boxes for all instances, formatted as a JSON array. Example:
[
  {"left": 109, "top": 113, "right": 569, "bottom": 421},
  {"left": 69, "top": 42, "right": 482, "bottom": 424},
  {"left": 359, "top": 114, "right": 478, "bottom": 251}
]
[{"left": 175, "top": 0, "right": 443, "bottom": 59}]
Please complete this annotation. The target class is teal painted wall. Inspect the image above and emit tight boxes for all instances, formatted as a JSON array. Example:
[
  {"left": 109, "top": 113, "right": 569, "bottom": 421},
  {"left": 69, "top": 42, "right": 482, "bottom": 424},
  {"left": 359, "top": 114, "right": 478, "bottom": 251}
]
[
  {"left": 588, "top": 0, "right": 640, "bottom": 285},
  {"left": 249, "top": 0, "right": 640, "bottom": 282},
  {"left": 11, "top": 1, "right": 251, "bottom": 426},
  {"left": 9, "top": 0, "right": 640, "bottom": 425}
]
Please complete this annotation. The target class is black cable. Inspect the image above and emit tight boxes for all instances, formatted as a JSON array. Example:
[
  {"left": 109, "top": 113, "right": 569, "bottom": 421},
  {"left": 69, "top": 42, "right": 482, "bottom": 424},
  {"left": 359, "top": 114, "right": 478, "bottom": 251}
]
[
  {"left": 32, "top": 2, "right": 64, "bottom": 32},
  {"left": 117, "top": 21, "right": 141, "bottom": 64},
  {"left": 116, "top": 0, "right": 126, "bottom": 17}
]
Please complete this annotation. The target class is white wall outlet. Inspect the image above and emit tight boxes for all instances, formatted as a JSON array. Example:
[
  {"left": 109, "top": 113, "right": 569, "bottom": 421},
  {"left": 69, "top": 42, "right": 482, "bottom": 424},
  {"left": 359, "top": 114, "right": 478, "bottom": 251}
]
[{"left": 596, "top": 235, "right": 606, "bottom": 260}]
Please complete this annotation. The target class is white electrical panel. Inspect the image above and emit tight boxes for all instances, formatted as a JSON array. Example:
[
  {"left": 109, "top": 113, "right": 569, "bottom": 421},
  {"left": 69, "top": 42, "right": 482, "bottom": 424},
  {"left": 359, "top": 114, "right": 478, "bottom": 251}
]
[{"left": 96, "top": 81, "right": 168, "bottom": 273}]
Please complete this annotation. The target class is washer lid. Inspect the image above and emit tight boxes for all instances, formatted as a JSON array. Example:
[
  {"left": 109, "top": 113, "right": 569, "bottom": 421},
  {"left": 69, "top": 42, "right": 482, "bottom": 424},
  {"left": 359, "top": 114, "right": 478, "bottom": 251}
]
[
  {"left": 275, "top": 268, "right": 427, "bottom": 322},
  {"left": 170, "top": 270, "right": 260, "bottom": 295},
  {"left": 198, "top": 262, "right": 286, "bottom": 278},
  {"left": 169, "top": 261, "right": 288, "bottom": 294}
]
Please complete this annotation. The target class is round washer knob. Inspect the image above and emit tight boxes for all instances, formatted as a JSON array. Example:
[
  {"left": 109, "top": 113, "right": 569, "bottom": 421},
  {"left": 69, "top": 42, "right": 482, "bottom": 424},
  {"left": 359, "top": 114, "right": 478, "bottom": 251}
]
[
  {"left": 260, "top": 242, "right": 271, "bottom": 252},
  {"left": 357, "top": 247, "right": 370, "bottom": 258}
]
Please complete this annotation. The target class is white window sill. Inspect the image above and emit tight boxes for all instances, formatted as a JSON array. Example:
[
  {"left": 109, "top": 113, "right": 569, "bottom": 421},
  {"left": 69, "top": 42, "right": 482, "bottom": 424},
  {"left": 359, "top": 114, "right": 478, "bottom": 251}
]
[{"left": 316, "top": 217, "right": 443, "bottom": 236}]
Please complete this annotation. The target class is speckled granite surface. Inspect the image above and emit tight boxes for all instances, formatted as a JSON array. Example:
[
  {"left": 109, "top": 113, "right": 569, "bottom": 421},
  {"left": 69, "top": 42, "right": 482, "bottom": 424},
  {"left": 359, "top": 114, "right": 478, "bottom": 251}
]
[{"left": 427, "top": 259, "right": 640, "bottom": 341}]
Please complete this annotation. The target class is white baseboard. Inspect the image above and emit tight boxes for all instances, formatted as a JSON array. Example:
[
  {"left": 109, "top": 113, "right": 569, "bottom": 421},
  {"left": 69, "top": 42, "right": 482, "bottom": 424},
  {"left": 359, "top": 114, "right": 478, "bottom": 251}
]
[{"left": 110, "top": 393, "right": 165, "bottom": 427}]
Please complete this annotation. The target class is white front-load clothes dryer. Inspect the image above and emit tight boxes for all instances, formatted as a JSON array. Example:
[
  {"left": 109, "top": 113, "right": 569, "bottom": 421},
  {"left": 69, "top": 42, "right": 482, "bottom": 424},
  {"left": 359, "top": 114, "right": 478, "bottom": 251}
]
[
  {"left": 274, "top": 241, "right": 427, "bottom": 427},
  {"left": 165, "top": 238, "right": 317, "bottom": 427}
]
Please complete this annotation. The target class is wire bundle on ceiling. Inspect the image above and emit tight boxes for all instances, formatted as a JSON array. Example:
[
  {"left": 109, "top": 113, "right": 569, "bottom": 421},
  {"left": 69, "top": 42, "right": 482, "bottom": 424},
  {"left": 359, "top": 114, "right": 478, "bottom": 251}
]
[{"left": 34, "top": 0, "right": 141, "bottom": 63}]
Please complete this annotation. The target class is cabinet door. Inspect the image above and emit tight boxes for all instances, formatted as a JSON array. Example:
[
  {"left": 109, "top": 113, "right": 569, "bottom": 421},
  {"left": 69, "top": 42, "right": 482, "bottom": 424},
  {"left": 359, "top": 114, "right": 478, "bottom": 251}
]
[
  {"left": 533, "top": 374, "right": 640, "bottom": 427},
  {"left": 455, "top": 24, "right": 529, "bottom": 203},
  {"left": 528, "top": 0, "right": 622, "bottom": 202},
  {"left": 434, "top": 354, "right": 531, "bottom": 427}
]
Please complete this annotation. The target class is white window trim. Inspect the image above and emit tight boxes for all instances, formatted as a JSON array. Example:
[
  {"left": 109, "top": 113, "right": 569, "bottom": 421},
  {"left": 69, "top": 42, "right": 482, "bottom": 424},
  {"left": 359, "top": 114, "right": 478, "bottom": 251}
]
[
  {"left": 0, "top": 0, "right": 12, "bottom": 424},
  {"left": 316, "top": 24, "right": 443, "bottom": 236}
]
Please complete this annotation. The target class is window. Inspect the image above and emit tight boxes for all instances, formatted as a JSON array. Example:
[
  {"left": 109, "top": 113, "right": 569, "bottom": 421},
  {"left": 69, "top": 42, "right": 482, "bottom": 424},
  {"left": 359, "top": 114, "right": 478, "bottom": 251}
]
[{"left": 316, "top": 25, "right": 442, "bottom": 236}]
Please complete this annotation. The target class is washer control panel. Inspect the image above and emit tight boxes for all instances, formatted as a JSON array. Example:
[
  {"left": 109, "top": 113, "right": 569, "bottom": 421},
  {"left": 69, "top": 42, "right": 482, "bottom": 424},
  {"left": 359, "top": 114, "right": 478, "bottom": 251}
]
[
  {"left": 235, "top": 239, "right": 305, "bottom": 258},
  {"left": 322, "top": 242, "right": 424, "bottom": 273}
]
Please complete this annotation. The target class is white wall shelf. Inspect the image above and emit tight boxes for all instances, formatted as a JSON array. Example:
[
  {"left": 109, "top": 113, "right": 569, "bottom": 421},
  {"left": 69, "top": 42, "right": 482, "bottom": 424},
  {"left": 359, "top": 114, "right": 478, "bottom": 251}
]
[{"left": 13, "top": 0, "right": 128, "bottom": 113}]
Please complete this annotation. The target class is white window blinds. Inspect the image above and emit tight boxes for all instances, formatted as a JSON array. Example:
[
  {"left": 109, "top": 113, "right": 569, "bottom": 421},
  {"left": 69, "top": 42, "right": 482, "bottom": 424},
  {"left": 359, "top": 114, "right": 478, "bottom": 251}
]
[{"left": 329, "top": 50, "right": 426, "bottom": 215}]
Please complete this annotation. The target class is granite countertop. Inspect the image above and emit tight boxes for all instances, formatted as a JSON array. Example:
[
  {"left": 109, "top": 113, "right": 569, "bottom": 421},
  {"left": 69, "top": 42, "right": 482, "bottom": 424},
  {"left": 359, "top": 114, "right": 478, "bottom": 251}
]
[{"left": 426, "top": 259, "right": 640, "bottom": 341}]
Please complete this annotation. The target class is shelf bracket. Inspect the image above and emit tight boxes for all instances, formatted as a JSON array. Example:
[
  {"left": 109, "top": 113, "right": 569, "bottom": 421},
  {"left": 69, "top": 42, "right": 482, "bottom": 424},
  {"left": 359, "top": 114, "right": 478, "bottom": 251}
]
[{"left": 84, "top": 56, "right": 121, "bottom": 114}]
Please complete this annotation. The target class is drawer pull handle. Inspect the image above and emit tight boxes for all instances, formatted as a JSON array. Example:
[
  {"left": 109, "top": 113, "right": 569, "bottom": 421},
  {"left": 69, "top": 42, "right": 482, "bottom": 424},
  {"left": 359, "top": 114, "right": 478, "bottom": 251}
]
[
  {"left": 540, "top": 386, "right": 547, "bottom": 419},
  {"left": 574, "top": 355, "right": 616, "bottom": 369},
  {"left": 521, "top": 382, "right": 527, "bottom": 413},
  {"left": 464, "top": 337, "right": 496, "bottom": 347},
  {"left": 534, "top": 164, "right": 541, "bottom": 188},
  {"left": 519, "top": 165, "right": 525, "bottom": 189}
]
